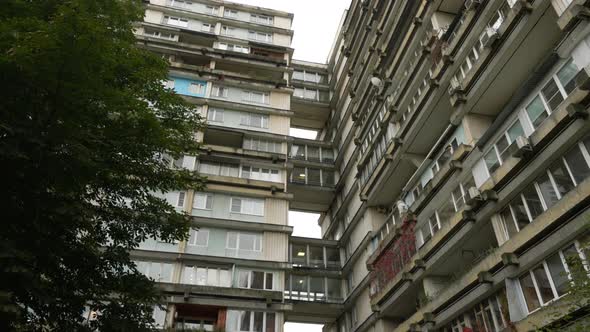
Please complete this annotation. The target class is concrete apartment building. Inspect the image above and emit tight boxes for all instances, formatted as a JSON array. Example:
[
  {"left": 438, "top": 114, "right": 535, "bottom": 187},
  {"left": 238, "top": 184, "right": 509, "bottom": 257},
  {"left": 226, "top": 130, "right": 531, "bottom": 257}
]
[{"left": 131, "top": 0, "right": 590, "bottom": 331}]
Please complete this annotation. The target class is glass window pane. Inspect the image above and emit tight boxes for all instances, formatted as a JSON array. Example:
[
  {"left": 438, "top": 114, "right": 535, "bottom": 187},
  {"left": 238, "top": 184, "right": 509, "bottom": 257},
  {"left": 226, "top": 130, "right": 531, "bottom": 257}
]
[
  {"left": 541, "top": 79, "right": 564, "bottom": 111},
  {"left": 266, "top": 313, "right": 276, "bottom": 332},
  {"left": 519, "top": 273, "right": 541, "bottom": 312},
  {"left": 546, "top": 253, "right": 569, "bottom": 296},
  {"left": 563, "top": 145, "right": 590, "bottom": 185},
  {"left": 532, "top": 265, "right": 555, "bottom": 304},
  {"left": 239, "top": 311, "right": 251, "bottom": 332},
  {"left": 501, "top": 207, "right": 519, "bottom": 239},
  {"left": 196, "top": 267, "right": 207, "bottom": 285},
  {"left": 536, "top": 173, "right": 559, "bottom": 209},
  {"left": 522, "top": 185, "right": 544, "bottom": 219},
  {"left": 251, "top": 271, "right": 264, "bottom": 289},
  {"left": 240, "top": 234, "right": 255, "bottom": 250},
  {"left": 327, "top": 278, "right": 341, "bottom": 301},
  {"left": 309, "top": 246, "right": 324, "bottom": 268},
  {"left": 510, "top": 198, "right": 531, "bottom": 231},
  {"left": 292, "top": 167, "right": 306, "bottom": 184},
  {"left": 220, "top": 269, "right": 231, "bottom": 287},
  {"left": 253, "top": 312, "right": 263, "bottom": 332},
  {"left": 526, "top": 96, "right": 549, "bottom": 129},
  {"left": 549, "top": 160, "right": 576, "bottom": 197},
  {"left": 265, "top": 273, "right": 273, "bottom": 290},
  {"left": 323, "top": 170, "right": 335, "bottom": 187},
  {"left": 326, "top": 248, "right": 340, "bottom": 268},
  {"left": 557, "top": 59, "right": 580, "bottom": 94},
  {"left": 307, "top": 168, "right": 321, "bottom": 185},
  {"left": 239, "top": 271, "right": 249, "bottom": 288},
  {"left": 484, "top": 149, "right": 501, "bottom": 174},
  {"left": 307, "top": 146, "right": 320, "bottom": 162}
]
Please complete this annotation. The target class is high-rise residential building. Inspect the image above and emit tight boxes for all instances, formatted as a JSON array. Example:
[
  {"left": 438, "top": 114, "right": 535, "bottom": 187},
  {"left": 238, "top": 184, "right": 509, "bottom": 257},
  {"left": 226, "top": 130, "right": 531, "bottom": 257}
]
[{"left": 133, "top": 0, "right": 590, "bottom": 331}]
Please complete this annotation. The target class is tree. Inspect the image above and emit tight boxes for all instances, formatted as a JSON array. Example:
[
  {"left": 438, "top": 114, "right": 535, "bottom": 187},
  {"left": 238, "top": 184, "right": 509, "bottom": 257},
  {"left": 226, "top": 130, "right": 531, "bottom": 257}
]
[
  {"left": 537, "top": 228, "right": 590, "bottom": 332},
  {"left": 0, "top": 0, "right": 205, "bottom": 330}
]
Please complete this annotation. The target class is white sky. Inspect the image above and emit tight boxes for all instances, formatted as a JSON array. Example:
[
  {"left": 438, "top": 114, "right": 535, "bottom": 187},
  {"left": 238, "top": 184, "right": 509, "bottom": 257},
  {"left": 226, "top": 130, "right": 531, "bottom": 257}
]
[
  {"left": 229, "top": 0, "right": 352, "bottom": 63},
  {"left": 227, "top": 2, "right": 348, "bottom": 330},
  {"left": 284, "top": 322, "right": 324, "bottom": 332}
]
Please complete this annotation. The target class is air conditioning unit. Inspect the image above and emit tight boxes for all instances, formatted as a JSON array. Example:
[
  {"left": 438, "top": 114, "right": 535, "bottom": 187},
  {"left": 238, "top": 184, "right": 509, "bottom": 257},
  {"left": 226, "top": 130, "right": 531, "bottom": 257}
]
[
  {"left": 448, "top": 77, "right": 462, "bottom": 95},
  {"left": 396, "top": 200, "right": 409, "bottom": 214},
  {"left": 480, "top": 27, "right": 499, "bottom": 48},
  {"left": 513, "top": 136, "right": 533, "bottom": 157},
  {"left": 466, "top": 186, "right": 482, "bottom": 205},
  {"left": 465, "top": 0, "right": 482, "bottom": 11}
]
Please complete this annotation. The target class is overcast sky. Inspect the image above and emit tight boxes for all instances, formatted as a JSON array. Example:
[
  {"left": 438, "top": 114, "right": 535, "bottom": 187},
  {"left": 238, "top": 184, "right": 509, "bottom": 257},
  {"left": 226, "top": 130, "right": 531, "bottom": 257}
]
[
  {"left": 231, "top": 0, "right": 352, "bottom": 63},
  {"left": 230, "top": 1, "right": 351, "bottom": 331}
]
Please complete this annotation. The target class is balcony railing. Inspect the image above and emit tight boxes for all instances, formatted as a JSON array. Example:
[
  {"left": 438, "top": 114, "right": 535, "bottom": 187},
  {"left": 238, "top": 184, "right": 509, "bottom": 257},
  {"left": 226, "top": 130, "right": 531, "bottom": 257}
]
[{"left": 369, "top": 219, "right": 417, "bottom": 299}]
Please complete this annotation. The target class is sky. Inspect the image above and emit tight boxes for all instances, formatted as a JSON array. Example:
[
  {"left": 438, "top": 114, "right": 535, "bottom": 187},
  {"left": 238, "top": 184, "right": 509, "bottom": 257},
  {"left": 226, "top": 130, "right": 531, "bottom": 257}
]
[
  {"left": 230, "top": 0, "right": 352, "bottom": 63},
  {"left": 229, "top": 2, "right": 351, "bottom": 331}
]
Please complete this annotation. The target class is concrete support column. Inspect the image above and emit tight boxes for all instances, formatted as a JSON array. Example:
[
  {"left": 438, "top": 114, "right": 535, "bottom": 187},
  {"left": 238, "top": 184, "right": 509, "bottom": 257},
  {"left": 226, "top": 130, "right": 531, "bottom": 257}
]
[
  {"left": 462, "top": 113, "right": 493, "bottom": 146},
  {"left": 164, "top": 303, "right": 176, "bottom": 328}
]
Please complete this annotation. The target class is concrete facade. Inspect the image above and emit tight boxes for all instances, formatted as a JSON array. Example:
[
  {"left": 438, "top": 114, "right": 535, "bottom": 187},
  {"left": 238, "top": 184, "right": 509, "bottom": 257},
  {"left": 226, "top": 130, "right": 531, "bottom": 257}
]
[{"left": 129, "top": 0, "right": 590, "bottom": 331}]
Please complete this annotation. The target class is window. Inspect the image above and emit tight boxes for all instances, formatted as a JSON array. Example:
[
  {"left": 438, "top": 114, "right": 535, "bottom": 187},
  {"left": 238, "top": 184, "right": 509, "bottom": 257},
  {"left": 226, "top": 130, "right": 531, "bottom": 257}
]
[
  {"left": 237, "top": 270, "right": 274, "bottom": 290},
  {"left": 170, "top": 0, "right": 192, "bottom": 9},
  {"left": 240, "top": 112, "right": 269, "bottom": 128},
  {"left": 144, "top": 29, "right": 175, "bottom": 40},
  {"left": 182, "top": 265, "right": 230, "bottom": 287},
  {"left": 218, "top": 43, "right": 250, "bottom": 54},
  {"left": 451, "top": 184, "right": 467, "bottom": 211},
  {"left": 417, "top": 222, "right": 432, "bottom": 247},
  {"left": 248, "top": 31, "right": 272, "bottom": 43},
  {"left": 212, "top": 85, "right": 229, "bottom": 98},
  {"left": 429, "top": 214, "right": 441, "bottom": 235},
  {"left": 294, "top": 88, "right": 320, "bottom": 101},
  {"left": 444, "top": 291, "right": 508, "bottom": 332},
  {"left": 250, "top": 14, "right": 273, "bottom": 25},
  {"left": 192, "top": 193, "right": 212, "bottom": 210},
  {"left": 207, "top": 108, "right": 224, "bottom": 122},
  {"left": 205, "top": 5, "right": 218, "bottom": 15},
  {"left": 176, "top": 191, "right": 186, "bottom": 208},
  {"left": 556, "top": 59, "right": 579, "bottom": 94},
  {"left": 230, "top": 197, "right": 265, "bottom": 216},
  {"left": 242, "top": 90, "right": 269, "bottom": 104},
  {"left": 564, "top": 141, "right": 590, "bottom": 184},
  {"left": 188, "top": 82, "right": 206, "bottom": 95},
  {"left": 229, "top": 311, "right": 275, "bottom": 332},
  {"left": 136, "top": 261, "right": 173, "bottom": 282},
  {"left": 188, "top": 228, "right": 209, "bottom": 246},
  {"left": 221, "top": 26, "right": 235, "bottom": 36},
  {"left": 241, "top": 166, "right": 280, "bottom": 182},
  {"left": 243, "top": 138, "right": 281, "bottom": 153},
  {"left": 525, "top": 95, "right": 549, "bottom": 130},
  {"left": 198, "top": 161, "right": 239, "bottom": 177},
  {"left": 224, "top": 9, "right": 238, "bottom": 18},
  {"left": 163, "top": 79, "right": 175, "bottom": 89},
  {"left": 484, "top": 120, "right": 524, "bottom": 174},
  {"left": 226, "top": 232, "right": 263, "bottom": 252},
  {"left": 518, "top": 242, "right": 585, "bottom": 313},
  {"left": 201, "top": 23, "right": 214, "bottom": 33},
  {"left": 165, "top": 16, "right": 189, "bottom": 28}
]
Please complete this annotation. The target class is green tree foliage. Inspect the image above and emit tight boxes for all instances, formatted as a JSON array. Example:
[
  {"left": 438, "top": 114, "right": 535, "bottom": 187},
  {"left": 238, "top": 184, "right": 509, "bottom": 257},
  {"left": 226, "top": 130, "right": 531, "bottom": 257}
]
[
  {"left": 537, "top": 231, "right": 590, "bottom": 332},
  {"left": 0, "top": 0, "right": 205, "bottom": 330}
]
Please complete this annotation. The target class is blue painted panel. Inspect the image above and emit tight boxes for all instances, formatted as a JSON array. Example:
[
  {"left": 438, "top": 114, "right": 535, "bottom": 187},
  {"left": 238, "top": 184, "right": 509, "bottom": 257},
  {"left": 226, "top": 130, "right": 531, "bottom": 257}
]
[{"left": 170, "top": 76, "right": 207, "bottom": 97}]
